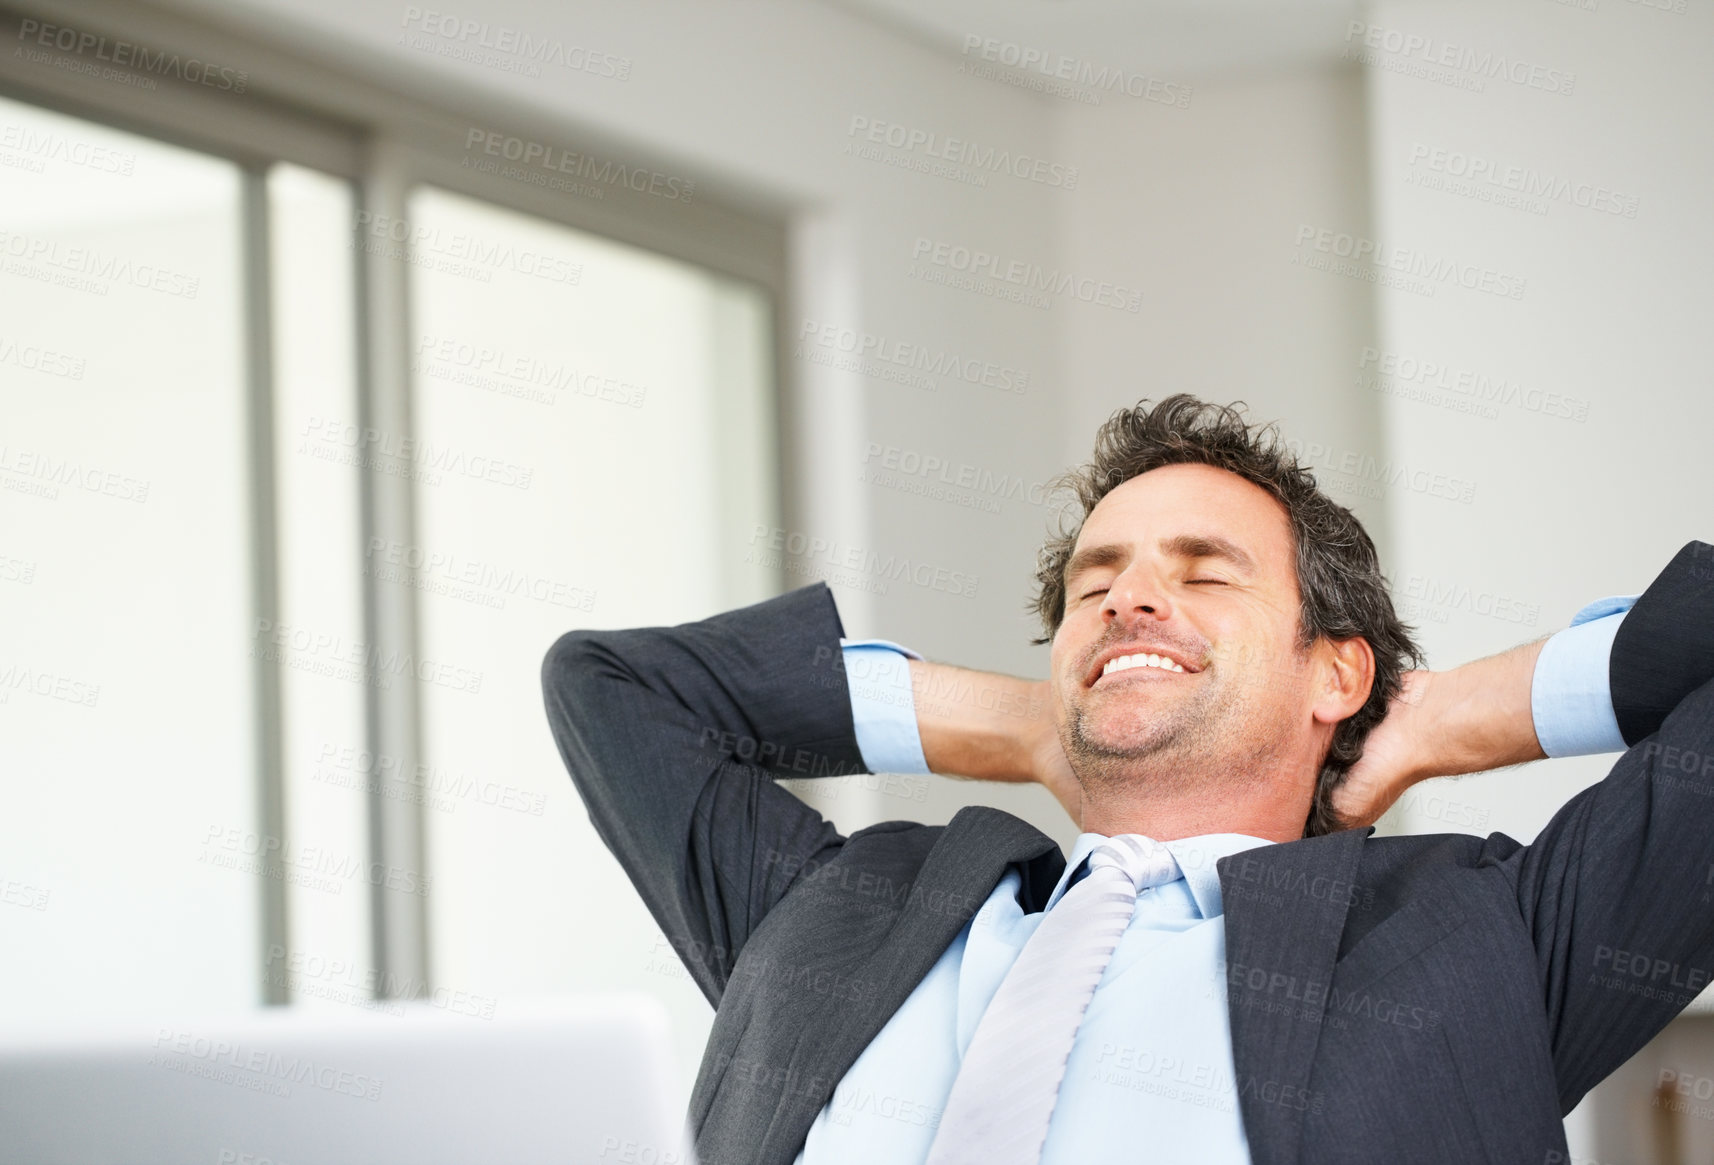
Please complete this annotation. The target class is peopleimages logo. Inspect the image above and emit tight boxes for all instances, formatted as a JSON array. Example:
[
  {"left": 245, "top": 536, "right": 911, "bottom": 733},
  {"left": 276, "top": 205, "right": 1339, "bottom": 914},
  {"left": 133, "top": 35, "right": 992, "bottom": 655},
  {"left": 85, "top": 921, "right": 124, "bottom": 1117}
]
[
  {"left": 860, "top": 443, "right": 1052, "bottom": 511},
  {"left": 353, "top": 210, "right": 583, "bottom": 284},
  {"left": 151, "top": 1028, "right": 383, "bottom": 1101},
  {"left": 957, "top": 35, "right": 1192, "bottom": 109},
  {"left": 1357, "top": 347, "right": 1590, "bottom": 423},
  {"left": 845, "top": 116, "right": 1078, "bottom": 189},
  {"left": 463, "top": 129, "right": 694, "bottom": 202},
  {"left": 365, "top": 535, "right": 598, "bottom": 614},
  {"left": 299, "top": 415, "right": 534, "bottom": 491},
  {"left": 1399, "top": 573, "right": 1540, "bottom": 627},
  {"left": 0, "top": 122, "right": 136, "bottom": 176},
  {"left": 415, "top": 333, "right": 647, "bottom": 409},
  {"left": 1342, "top": 21, "right": 1575, "bottom": 95},
  {"left": 0, "top": 660, "right": 99, "bottom": 708},
  {"left": 1293, "top": 225, "right": 1527, "bottom": 301},
  {"left": 0, "top": 443, "right": 149, "bottom": 503},
  {"left": 0, "top": 230, "right": 200, "bottom": 299},
  {"left": 0, "top": 336, "right": 86, "bottom": 381},
  {"left": 796, "top": 320, "right": 1029, "bottom": 395},
  {"left": 399, "top": 7, "right": 631, "bottom": 79},
  {"left": 910, "top": 237, "right": 1143, "bottom": 313},
  {"left": 748, "top": 525, "right": 980, "bottom": 600},
  {"left": 15, "top": 18, "right": 249, "bottom": 92},
  {"left": 1407, "top": 143, "right": 1639, "bottom": 219},
  {"left": 251, "top": 617, "right": 485, "bottom": 696},
  {"left": 1282, "top": 437, "right": 1477, "bottom": 505}
]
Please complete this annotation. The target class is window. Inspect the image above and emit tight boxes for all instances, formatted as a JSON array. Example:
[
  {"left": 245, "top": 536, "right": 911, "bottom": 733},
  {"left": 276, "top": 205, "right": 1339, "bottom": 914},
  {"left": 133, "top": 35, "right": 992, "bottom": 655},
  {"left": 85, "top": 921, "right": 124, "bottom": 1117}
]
[
  {"left": 0, "top": 9, "right": 783, "bottom": 1097},
  {"left": 406, "top": 185, "right": 777, "bottom": 1075},
  {"left": 0, "top": 93, "right": 255, "bottom": 1015}
]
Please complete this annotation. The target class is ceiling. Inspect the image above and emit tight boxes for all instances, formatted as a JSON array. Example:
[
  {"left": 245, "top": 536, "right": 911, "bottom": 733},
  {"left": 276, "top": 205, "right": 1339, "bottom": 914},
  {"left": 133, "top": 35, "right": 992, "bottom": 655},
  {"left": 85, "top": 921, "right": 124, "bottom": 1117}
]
[{"left": 823, "top": 0, "right": 1371, "bottom": 83}]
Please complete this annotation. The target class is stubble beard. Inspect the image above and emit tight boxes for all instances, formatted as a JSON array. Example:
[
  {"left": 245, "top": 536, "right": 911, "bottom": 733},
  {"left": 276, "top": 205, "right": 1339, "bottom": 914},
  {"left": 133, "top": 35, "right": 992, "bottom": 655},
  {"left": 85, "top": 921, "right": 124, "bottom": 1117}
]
[{"left": 1063, "top": 669, "right": 1266, "bottom": 800}]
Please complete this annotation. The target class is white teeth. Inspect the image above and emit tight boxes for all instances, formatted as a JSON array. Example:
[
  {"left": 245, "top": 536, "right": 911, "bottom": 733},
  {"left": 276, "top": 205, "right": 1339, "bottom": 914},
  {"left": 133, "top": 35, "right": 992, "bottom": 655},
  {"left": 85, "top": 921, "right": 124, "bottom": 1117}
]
[{"left": 1101, "top": 652, "right": 1186, "bottom": 678}]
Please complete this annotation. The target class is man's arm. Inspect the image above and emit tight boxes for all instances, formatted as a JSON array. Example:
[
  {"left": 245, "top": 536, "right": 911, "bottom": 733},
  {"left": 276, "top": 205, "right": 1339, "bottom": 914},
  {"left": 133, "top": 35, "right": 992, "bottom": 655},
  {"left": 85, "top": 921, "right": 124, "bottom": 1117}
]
[
  {"left": 1507, "top": 541, "right": 1714, "bottom": 1111},
  {"left": 1340, "top": 542, "right": 1714, "bottom": 1110},
  {"left": 838, "top": 629, "right": 1082, "bottom": 817},
  {"left": 1328, "top": 640, "right": 1548, "bottom": 826},
  {"left": 838, "top": 637, "right": 1097, "bottom": 825},
  {"left": 541, "top": 583, "right": 868, "bottom": 1006},
  {"left": 1330, "top": 590, "right": 1639, "bottom": 824}
]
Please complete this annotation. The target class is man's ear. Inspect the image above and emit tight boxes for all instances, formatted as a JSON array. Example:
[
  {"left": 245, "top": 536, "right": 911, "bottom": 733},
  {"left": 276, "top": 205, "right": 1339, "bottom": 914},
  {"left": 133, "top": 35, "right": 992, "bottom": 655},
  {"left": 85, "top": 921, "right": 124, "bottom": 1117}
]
[{"left": 1311, "top": 636, "right": 1375, "bottom": 727}]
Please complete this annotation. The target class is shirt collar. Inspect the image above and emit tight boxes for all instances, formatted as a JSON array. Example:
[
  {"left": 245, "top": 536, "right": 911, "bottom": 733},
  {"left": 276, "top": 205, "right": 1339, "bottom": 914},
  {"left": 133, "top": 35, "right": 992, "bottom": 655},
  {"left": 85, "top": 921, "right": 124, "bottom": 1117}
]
[{"left": 1041, "top": 831, "right": 1275, "bottom": 919}]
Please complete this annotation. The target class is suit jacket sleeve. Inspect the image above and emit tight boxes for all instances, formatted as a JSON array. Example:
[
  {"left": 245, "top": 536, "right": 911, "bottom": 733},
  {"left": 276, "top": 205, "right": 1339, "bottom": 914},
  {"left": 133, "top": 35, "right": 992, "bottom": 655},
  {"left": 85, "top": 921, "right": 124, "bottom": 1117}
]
[
  {"left": 540, "top": 582, "right": 869, "bottom": 1007},
  {"left": 1505, "top": 541, "right": 1714, "bottom": 1111}
]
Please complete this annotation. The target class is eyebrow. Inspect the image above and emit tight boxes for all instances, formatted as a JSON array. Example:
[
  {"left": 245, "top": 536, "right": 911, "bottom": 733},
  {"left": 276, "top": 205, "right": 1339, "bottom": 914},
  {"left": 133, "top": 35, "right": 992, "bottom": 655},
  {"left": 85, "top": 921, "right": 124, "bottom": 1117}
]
[{"left": 1063, "top": 533, "right": 1257, "bottom": 592}]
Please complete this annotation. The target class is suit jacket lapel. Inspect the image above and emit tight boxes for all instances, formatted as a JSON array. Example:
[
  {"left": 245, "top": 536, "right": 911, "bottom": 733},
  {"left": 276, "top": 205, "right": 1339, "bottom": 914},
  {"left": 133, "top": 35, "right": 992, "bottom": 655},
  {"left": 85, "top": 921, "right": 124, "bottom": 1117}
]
[
  {"left": 1219, "top": 825, "right": 1370, "bottom": 1165},
  {"left": 755, "top": 805, "right": 1063, "bottom": 1165}
]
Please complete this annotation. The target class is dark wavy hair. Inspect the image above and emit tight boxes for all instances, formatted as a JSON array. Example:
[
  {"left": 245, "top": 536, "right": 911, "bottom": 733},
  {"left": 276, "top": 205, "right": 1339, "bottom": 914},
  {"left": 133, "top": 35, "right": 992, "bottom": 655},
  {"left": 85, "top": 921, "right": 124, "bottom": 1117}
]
[{"left": 1028, "top": 395, "right": 1422, "bottom": 837}]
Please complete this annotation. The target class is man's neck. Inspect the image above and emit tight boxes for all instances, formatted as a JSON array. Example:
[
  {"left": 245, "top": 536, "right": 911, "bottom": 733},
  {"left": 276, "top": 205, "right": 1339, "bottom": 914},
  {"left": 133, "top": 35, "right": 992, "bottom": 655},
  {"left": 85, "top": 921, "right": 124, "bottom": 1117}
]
[
  {"left": 1069, "top": 741, "right": 1323, "bottom": 843},
  {"left": 1076, "top": 783, "right": 1313, "bottom": 843}
]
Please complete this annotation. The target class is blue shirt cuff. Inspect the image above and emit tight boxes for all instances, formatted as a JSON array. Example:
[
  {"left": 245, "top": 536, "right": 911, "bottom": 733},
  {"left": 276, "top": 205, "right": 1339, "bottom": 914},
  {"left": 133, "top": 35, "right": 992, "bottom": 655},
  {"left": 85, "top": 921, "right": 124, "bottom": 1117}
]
[
  {"left": 1530, "top": 594, "right": 1640, "bottom": 757},
  {"left": 839, "top": 639, "right": 930, "bottom": 774}
]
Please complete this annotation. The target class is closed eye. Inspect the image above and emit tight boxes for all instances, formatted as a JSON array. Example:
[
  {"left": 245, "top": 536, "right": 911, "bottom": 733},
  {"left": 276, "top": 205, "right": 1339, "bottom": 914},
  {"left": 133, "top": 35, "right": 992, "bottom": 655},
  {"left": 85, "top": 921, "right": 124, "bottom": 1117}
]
[{"left": 1084, "top": 581, "right": 1223, "bottom": 598}]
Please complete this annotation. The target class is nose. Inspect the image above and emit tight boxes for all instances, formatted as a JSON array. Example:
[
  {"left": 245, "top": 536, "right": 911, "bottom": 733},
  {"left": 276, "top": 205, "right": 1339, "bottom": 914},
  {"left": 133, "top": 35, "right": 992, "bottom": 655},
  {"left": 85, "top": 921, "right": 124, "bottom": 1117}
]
[{"left": 1102, "top": 564, "right": 1173, "bottom": 623}]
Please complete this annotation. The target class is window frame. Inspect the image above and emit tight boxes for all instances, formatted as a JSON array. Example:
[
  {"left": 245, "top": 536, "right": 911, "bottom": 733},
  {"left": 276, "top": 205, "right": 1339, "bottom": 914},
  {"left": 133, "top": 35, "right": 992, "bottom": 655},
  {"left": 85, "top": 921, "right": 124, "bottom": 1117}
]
[{"left": 0, "top": 0, "right": 791, "bottom": 1003}]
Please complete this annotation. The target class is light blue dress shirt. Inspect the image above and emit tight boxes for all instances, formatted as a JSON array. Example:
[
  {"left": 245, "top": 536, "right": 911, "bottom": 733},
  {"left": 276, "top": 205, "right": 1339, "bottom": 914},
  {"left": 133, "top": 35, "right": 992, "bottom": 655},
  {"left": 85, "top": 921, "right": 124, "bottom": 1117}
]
[
  {"left": 1530, "top": 596, "right": 1637, "bottom": 756},
  {"left": 794, "top": 829, "right": 1269, "bottom": 1165},
  {"left": 803, "top": 598, "right": 1638, "bottom": 1164}
]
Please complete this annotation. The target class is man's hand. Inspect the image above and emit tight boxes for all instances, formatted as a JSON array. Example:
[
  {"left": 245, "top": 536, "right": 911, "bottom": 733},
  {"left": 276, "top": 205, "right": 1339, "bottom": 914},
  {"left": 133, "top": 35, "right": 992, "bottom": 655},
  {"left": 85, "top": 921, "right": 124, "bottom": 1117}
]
[
  {"left": 913, "top": 663, "right": 1083, "bottom": 828},
  {"left": 1332, "top": 670, "right": 1433, "bottom": 827},
  {"left": 1331, "top": 640, "right": 1548, "bottom": 830},
  {"left": 1028, "top": 710, "right": 1082, "bottom": 828}
]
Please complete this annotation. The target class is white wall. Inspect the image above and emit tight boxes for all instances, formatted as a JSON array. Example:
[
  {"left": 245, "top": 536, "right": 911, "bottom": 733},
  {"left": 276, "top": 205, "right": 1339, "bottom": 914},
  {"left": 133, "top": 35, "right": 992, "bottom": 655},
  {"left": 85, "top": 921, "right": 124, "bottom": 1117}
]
[
  {"left": 1052, "top": 66, "right": 1384, "bottom": 499},
  {"left": 1363, "top": 0, "right": 1714, "bottom": 840}
]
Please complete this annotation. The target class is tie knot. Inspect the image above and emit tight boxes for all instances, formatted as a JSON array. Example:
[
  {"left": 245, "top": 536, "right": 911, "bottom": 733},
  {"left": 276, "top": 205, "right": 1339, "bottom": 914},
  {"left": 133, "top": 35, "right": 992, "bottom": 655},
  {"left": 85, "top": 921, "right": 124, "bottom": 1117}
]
[{"left": 1088, "top": 834, "right": 1180, "bottom": 892}]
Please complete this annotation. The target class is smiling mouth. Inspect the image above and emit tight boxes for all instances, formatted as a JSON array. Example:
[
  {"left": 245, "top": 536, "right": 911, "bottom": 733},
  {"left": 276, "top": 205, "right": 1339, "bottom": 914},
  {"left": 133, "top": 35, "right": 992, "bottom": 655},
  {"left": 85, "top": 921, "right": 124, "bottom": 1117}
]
[
  {"left": 1082, "top": 642, "right": 1207, "bottom": 688},
  {"left": 1101, "top": 651, "right": 1185, "bottom": 678},
  {"left": 1088, "top": 658, "right": 1201, "bottom": 693},
  {"left": 1095, "top": 667, "right": 1180, "bottom": 687}
]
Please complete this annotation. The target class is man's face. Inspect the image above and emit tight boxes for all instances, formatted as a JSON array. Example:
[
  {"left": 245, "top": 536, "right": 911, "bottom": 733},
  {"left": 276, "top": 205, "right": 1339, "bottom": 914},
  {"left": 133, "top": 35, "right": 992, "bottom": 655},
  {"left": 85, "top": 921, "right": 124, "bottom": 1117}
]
[{"left": 1049, "top": 463, "right": 1319, "bottom": 795}]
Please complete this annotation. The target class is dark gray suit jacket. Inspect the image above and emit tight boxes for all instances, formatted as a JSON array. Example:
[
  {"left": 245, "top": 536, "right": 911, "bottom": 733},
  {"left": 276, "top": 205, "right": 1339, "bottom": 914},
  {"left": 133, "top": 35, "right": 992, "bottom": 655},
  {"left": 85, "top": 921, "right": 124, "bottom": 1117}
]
[{"left": 542, "top": 541, "right": 1714, "bottom": 1165}]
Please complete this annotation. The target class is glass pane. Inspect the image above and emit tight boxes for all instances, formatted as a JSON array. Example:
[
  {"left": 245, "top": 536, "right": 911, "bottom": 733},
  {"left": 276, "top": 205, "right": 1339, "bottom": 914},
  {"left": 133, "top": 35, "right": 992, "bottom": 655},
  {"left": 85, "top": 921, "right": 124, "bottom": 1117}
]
[
  {"left": 0, "top": 95, "right": 254, "bottom": 1015},
  {"left": 267, "top": 163, "right": 372, "bottom": 1007},
  {"left": 404, "top": 185, "right": 777, "bottom": 1095}
]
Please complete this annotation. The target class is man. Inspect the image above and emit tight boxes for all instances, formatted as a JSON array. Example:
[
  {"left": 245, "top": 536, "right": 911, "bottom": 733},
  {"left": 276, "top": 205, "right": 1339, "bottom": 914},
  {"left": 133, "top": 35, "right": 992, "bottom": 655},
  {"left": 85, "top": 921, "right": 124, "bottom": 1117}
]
[{"left": 542, "top": 395, "right": 1714, "bottom": 1164}]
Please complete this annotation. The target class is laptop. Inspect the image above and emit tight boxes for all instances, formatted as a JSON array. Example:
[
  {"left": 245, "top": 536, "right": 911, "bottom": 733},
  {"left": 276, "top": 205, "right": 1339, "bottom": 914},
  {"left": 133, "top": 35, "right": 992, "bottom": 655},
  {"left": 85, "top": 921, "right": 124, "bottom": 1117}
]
[{"left": 0, "top": 992, "right": 697, "bottom": 1164}]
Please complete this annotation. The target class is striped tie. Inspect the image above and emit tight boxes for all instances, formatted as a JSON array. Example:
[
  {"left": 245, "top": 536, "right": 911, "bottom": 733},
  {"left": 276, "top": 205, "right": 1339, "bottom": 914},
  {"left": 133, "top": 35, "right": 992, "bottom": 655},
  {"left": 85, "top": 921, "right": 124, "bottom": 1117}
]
[{"left": 924, "top": 834, "right": 1181, "bottom": 1165}]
